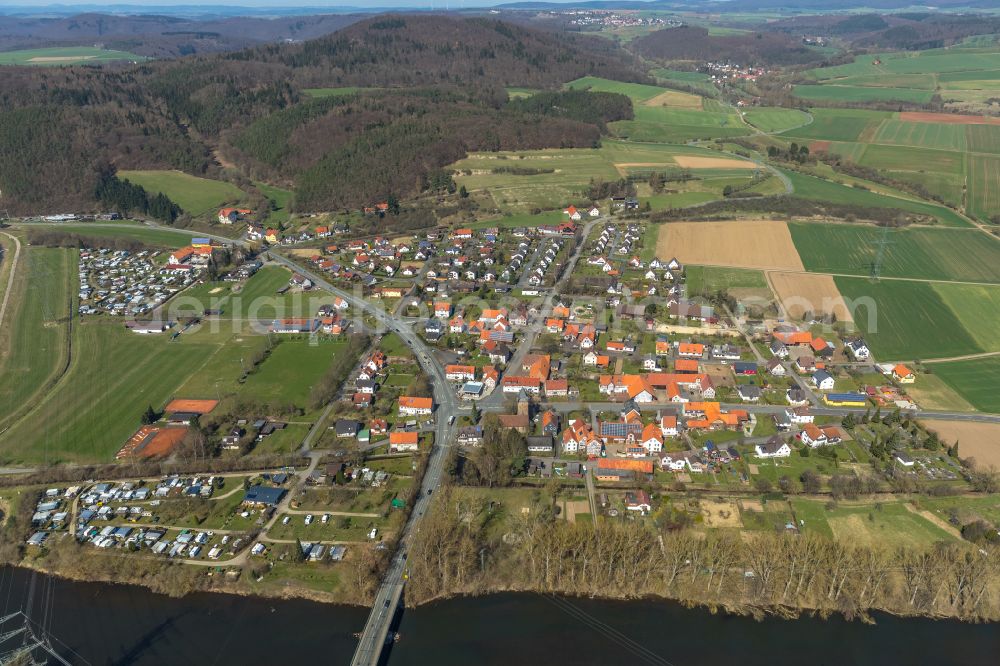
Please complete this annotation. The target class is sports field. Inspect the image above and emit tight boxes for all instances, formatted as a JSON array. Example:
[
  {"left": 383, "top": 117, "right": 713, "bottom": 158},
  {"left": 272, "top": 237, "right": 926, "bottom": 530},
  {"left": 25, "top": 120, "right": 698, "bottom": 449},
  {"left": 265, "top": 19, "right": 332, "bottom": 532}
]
[
  {"left": 0, "top": 46, "right": 146, "bottom": 66},
  {"left": 658, "top": 220, "right": 804, "bottom": 271},
  {"left": 790, "top": 223, "right": 1000, "bottom": 283},
  {"left": 834, "top": 277, "right": 982, "bottom": 360},
  {"left": 0, "top": 248, "right": 74, "bottom": 431},
  {"left": 119, "top": 170, "right": 246, "bottom": 216},
  {"left": 177, "top": 265, "right": 336, "bottom": 320}
]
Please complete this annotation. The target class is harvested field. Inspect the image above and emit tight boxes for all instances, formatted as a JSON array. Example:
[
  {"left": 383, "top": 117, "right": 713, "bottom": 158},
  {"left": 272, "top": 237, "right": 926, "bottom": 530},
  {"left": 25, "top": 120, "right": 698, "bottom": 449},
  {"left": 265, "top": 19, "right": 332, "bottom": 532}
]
[
  {"left": 920, "top": 420, "right": 1000, "bottom": 470},
  {"left": 899, "top": 111, "right": 1000, "bottom": 125},
  {"left": 672, "top": 155, "right": 757, "bottom": 169},
  {"left": 809, "top": 140, "right": 831, "bottom": 153},
  {"left": 700, "top": 498, "right": 742, "bottom": 528},
  {"left": 769, "top": 271, "right": 853, "bottom": 322},
  {"left": 657, "top": 220, "right": 804, "bottom": 271},
  {"left": 643, "top": 90, "right": 702, "bottom": 109}
]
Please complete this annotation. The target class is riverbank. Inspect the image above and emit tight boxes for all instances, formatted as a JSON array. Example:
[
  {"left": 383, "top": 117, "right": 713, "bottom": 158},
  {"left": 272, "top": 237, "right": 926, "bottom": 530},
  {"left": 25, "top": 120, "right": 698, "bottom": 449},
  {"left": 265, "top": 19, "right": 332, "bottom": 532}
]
[{"left": 3, "top": 565, "right": 995, "bottom": 666}]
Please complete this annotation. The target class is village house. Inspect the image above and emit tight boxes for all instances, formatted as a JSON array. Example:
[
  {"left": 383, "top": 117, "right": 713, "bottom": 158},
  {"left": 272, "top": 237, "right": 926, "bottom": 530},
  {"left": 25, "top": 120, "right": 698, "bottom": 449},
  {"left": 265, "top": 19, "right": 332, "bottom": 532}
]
[
  {"left": 893, "top": 364, "right": 915, "bottom": 384},
  {"left": 755, "top": 437, "right": 792, "bottom": 459},
  {"left": 389, "top": 431, "right": 420, "bottom": 452},
  {"left": 398, "top": 396, "right": 433, "bottom": 416}
]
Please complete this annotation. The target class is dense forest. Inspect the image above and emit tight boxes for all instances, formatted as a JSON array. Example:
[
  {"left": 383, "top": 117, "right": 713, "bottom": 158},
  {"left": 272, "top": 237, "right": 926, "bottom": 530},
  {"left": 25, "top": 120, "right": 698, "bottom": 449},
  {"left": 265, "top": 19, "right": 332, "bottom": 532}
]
[{"left": 0, "top": 14, "right": 646, "bottom": 215}]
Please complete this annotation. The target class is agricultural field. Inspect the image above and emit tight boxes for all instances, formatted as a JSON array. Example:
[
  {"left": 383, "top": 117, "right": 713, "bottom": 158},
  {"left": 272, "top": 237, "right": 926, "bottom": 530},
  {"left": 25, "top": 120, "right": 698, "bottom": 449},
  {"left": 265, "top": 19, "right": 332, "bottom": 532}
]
[
  {"left": 118, "top": 170, "right": 246, "bottom": 217},
  {"left": 905, "top": 374, "right": 976, "bottom": 412},
  {"left": 657, "top": 220, "right": 804, "bottom": 271},
  {"left": 789, "top": 222, "right": 1000, "bottom": 283},
  {"left": 564, "top": 76, "right": 669, "bottom": 102},
  {"left": 919, "top": 420, "right": 1000, "bottom": 469},
  {"left": 781, "top": 108, "right": 890, "bottom": 142},
  {"left": 966, "top": 154, "right": 1000, "bottom": 221},
  {"left": 0, "top": 320, "right": 218, "bottom": 463},
  {"left": 0, "top": 46, "right": 146, "bottom": 66},
  {"left": 872, "top": 120, "right": 968, "bottom": 151},
  {"left": 742, "top": 108, "right": 812, "bottom": 133},
  {"left": 929, "top": 283, "right": 1000, "bottom": 352},
  {"left": 768, "top": 271, "right": 852, "bottom": 322},
  {"left": 834, "top": 277, "right": 982, "bottom": 361},
  {"left": 450, "top": 141, "right": 759, "bottom": 213},
  {"left": 0, "top": 248, "right": 74, "bottom": 431},
  {"left": 931, "top": 357, "right": 1000, "bottom": 414},
  {"left": 793, "top": 85, "right": 933, "bottom": 104}
]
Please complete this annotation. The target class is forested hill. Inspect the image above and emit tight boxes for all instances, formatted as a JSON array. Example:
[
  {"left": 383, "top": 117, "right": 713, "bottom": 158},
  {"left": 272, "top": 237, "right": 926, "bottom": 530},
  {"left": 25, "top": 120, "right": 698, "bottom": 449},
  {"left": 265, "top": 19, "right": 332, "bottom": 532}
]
[
  {"left": 241, "top": 15, "right": 648, "bottom": 89},
  {"left": 0, "top": 14, "right": 646, "bottom": 214},
  {"left": 631, "top": 25, "right": 824, "bottom": 66}
]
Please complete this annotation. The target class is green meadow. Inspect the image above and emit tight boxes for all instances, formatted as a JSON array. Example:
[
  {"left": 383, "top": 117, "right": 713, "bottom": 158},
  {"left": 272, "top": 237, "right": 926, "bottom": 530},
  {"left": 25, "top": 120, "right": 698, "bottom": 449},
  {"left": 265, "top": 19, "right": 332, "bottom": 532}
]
[{"left": 119, "top": 170, "right": 246, "bottom": 216}]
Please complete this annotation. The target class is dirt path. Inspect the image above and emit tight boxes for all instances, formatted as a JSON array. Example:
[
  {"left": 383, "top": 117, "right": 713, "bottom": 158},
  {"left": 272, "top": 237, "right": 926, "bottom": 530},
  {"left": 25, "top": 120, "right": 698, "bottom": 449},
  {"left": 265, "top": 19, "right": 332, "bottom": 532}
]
[
  {"left": 921, "top": 350, "right": 1000, "bottom": 364},
  {"left": 0, "top": 231, "right": 22, "bottom": 335}
]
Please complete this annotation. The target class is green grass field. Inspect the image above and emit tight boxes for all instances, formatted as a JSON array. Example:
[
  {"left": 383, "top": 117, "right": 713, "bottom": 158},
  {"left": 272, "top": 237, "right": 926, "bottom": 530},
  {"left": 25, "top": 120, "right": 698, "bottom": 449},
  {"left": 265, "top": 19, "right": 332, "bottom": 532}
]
[
  {"left": 564, "top": 76, "right": 668, "bottom": 102},
  {"left": 835, "top": 277, "right": 982, "bottom": 360},
  {"left": 177, "top": 266, "right": 336, "bottom": 320},
  {"left": 241, "top": 339, "right": 348, "bottom": 409},
  {"left": 256, "top": 182, "right": 294, "bottom": 226},
  {"left": 794, "top": 84, "right": 933, "bottom": 104},
  {"left": 0, "top": 46, "right": 146, "bottom": 66},
  {"left": 0, "top": 248, "right": 73, "bottom": 431},
  {"left": 782, "top": 108, "right": 890, "bottom": 142},
  {"left": 0, "top": 320, "right": 217, "bottom": 463},
  {"left": 966, "top": 124, "right": 1000, "bottom": 155},
  {"left": 118, "top": 170, "right": 246, "bottom": 217},
  {"left": 823, "top": 502, "right": 956, "bottom": 548},
  {"left": 933, "top": 357, "right": 1000, "bottom": 413},
  {"left": 785, "top": 171, "right": 969, "bottom": 227},
  {"left": 791, "top": 223, "right": 1000, "bottom": 283},
  {"left": 28, "top": 223, "right": 190, "bottom": 248},
  {"left": 685, "top": 266, "right": 768, "bottom": 294},
  {"left": 930, "top": 283, "right": 1000, "bottom": 352},
  {"left": 743, "top": 108, "right": 811, "bottom": 133}
]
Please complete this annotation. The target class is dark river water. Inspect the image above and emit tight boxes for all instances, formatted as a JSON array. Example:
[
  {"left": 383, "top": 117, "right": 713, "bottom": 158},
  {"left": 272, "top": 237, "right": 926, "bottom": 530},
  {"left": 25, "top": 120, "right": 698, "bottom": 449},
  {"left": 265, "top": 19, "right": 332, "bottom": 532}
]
[{"left": 1, "top": 567, "right": 997, "bottom": 665}]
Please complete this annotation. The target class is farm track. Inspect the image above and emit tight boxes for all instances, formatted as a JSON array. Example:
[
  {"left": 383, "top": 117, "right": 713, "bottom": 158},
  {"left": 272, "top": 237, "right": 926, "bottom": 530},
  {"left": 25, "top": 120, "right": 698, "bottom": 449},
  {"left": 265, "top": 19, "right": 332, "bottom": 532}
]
[
  {"left": 0, "top": 248, "right": 75, "bottom": 439},
  {"left": 0, "top": 232, "right": 22, "bottom": 333}
]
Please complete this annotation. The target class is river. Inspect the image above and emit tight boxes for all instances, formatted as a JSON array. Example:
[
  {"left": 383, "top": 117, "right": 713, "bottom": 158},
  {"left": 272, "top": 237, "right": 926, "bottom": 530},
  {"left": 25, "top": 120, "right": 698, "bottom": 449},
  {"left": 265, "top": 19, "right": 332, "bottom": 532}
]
[{"left": 0, "top": 568, "right": 997, "bottom": 665}]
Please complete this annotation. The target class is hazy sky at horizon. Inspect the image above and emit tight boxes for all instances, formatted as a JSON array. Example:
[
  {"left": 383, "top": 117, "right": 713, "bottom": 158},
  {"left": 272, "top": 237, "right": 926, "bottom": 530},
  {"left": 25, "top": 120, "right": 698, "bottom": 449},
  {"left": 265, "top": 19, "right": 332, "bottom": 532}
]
[{"left": 5, "top": 0, "right": 547, "bottom": 6}]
